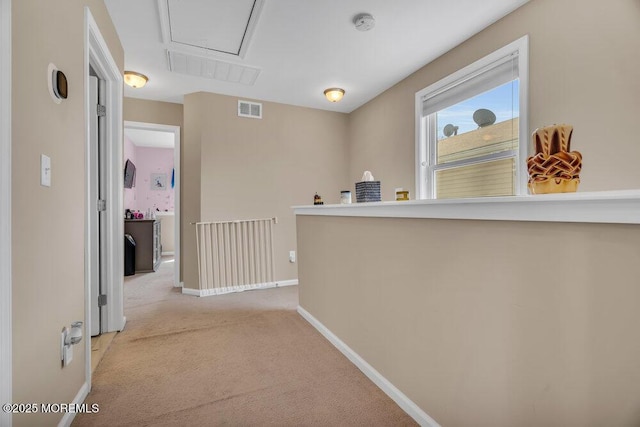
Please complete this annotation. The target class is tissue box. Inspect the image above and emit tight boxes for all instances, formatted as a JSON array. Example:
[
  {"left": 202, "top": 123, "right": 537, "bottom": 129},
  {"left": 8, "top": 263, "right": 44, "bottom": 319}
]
[{"left": 355, "top": 181, "right": 381, "bottom": 203}]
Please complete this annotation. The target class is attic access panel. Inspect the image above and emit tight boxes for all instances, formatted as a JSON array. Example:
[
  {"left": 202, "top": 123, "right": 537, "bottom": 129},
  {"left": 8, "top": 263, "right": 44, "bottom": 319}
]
[{"left": 164, "top": 0, "right": 263, "bottom": 57}]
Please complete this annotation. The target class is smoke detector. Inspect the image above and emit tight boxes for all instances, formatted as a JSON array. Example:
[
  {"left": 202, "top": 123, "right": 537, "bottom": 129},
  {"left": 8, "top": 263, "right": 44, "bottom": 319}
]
[{"left": 353, "top": 13, "right": 375, "bottom": 31}]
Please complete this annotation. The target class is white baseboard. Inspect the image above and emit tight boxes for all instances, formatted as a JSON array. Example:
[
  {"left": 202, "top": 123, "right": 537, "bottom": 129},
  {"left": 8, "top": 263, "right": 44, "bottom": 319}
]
[
  {"left": 183, "top": 279, "right": 298, "bottom": 297},
  {"left": 296, "top": 306, "right": 440, "bottom": 427},
  {"left": 276, "top": 279, "right": 298, "bottom": 287},
  {"left": 181, "top": 287, "right": 201, "bottom": 296},
  {"left": 57, "top": 381, "right": 90, "bottom": 427}
]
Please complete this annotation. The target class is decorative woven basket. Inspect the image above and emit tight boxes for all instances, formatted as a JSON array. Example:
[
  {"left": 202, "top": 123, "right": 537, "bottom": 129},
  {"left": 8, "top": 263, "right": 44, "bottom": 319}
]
[
  {"left": 355, "top": 181, "right": 381, "bottom": 203},
  {"left": 527, "top": 124, "right": 582, "bottom": 194}
]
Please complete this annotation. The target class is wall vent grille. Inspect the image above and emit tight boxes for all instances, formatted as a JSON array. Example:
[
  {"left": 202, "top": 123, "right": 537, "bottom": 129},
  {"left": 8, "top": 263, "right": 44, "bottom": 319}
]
[{"left": 238, "top": 100, "right": 262, "bottom": 119}]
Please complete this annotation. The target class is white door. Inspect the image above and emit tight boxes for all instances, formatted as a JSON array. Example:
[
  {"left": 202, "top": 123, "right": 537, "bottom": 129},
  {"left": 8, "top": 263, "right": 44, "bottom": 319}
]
[{"left": 89, "top": 75, "right": 108, "bottom": 336}]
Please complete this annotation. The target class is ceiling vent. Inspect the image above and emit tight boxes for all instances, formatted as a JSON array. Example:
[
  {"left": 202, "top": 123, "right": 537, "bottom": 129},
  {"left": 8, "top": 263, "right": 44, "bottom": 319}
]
[
  {"left": 238, "top": 100, "right": 262, "bottom": 119},
  {"left": 167, "top": 51, "right": 260, "bottom": 85}
]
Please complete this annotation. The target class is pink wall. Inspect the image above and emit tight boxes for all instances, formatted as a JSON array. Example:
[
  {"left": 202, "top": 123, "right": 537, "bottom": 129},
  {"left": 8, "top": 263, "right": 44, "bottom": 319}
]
[
  {"left": 134, "top": 146, "right": 175, "bottom": 213},
  {"left": 123, "top": 135, "right": 137, "bottom": 211},
  {"left": 123, "top": 137, "right": 175, "bottom": 213}
]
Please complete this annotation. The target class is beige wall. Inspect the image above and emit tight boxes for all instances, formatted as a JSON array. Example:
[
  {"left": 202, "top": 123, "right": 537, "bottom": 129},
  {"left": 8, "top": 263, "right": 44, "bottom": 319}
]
[
  {"left": 11, "top": 1, "right": 122, "bottom": 425},
  {"left": 297, "top": 215, "right": 640, "bottom": 426},
  {"left": 182, "top": 93, "right": 203, "bottom": 290},
  {"left": 183, "top": 92, "right": 349, "bottom": 289},
  {"left": 349, "top": 0, "right": 640, "bottom": 198},
  {"left": 123, "top": 97, "right": 183, "bottom": 277},
  {"left": 124, "top": 97, "right": 183, "bottom": 129}
]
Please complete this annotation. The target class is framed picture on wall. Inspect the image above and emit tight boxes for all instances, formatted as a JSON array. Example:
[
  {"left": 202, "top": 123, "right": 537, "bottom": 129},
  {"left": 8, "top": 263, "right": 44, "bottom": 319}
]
[{"left": 151, "top": 173, "right": 167, "bottom": 190}]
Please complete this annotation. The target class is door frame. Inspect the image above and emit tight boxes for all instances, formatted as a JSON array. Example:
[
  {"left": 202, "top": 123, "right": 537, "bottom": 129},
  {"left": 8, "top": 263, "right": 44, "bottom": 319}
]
[
  {"left": 0, "top": 0, "right": 11, "bottom": 424},
  {"left": 84, "top": 7, "right": 124, "bottom": 387},
  {"left": 124, "top": 120, "right": 182, "bottom": 288}
]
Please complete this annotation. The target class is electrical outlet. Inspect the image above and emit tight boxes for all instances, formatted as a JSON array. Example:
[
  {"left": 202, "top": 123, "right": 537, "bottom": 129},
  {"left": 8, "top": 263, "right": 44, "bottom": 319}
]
[
  {"left": 289, "top": 251, "right": 296, "bottom": 263},
  {"left": 63, "top": 344, "right": 73, "bottom": 366},
  {"left": 61, "top": 328, "right": 68, "bottom": 366}
]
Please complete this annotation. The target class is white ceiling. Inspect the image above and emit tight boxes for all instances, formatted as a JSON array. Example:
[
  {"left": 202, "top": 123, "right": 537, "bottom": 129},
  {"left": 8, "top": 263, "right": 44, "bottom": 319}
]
[{"left": 105, "top": 0, "right": 529, "bottom": 113}]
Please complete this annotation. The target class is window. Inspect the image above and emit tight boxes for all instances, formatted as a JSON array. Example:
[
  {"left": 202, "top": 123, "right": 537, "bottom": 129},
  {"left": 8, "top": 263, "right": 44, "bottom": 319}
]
[{"left": 416, "top": 36, "right": 528, "bottom": 199}]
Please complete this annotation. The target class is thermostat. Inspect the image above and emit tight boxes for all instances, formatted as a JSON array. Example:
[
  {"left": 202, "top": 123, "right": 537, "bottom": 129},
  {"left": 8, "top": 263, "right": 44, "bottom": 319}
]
[{"left": 48, "top": 63, "right": 67, "bottom": 103}]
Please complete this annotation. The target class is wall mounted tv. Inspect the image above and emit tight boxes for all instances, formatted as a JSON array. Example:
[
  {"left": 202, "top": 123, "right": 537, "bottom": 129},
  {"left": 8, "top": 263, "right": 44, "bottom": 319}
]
[{"left": 124, "top": 159, "right": 136, "bottom": 189}]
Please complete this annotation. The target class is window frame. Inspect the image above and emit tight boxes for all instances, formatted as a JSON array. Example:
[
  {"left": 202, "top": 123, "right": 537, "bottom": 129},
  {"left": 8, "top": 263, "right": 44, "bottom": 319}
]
[{"left": 415, "top": 35, "right": 529, "bottom": 200}]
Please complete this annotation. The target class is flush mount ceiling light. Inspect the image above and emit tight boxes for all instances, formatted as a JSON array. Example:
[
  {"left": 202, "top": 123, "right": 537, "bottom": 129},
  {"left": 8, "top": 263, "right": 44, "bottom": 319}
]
[
  {"left": 353, "top": 13, "right": 375, "bottom": 31},
  {"left": 124, "top": 71, "right": 148, "bottom": 88},
  {"left": 324, "top": 88, "right": 345, "bottom": 103}
]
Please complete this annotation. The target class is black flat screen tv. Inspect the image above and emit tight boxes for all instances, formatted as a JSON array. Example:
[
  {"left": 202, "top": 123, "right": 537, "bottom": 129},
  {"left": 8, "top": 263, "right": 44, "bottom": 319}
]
[{"left": 124, "top": 159, "right": 136, "bottom": 189}]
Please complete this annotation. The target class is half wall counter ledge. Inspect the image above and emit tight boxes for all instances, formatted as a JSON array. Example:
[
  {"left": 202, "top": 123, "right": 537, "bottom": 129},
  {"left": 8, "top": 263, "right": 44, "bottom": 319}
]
[{"left": 293, "top": 189, "right": 640, "bottom": 225}]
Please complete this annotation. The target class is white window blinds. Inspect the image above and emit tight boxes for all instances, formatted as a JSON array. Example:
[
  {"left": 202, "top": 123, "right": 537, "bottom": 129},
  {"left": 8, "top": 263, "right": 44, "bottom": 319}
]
[{"left": 421, "top": 52, "right": 519, "bottom": 117}]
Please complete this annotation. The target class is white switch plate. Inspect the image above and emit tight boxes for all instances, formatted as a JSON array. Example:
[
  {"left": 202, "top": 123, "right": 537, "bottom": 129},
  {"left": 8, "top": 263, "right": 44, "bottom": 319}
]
[
  {"left": 41, "top": 154, "right": 51, "bottom": 187},
  {"left": 289, "top": 251, "right": 296, "bottom": 263}
]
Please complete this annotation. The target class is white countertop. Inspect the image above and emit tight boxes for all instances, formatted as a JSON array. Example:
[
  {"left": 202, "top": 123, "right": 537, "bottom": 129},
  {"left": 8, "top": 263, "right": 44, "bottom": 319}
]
[{"left": 293, "top": 190, "right": 640, "bottom": 224}]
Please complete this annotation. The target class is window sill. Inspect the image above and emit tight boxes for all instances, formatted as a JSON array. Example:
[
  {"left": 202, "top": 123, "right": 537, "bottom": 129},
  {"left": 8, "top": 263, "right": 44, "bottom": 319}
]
[{"left": 293, "top": 190, "right": 640, "bottom": 224}]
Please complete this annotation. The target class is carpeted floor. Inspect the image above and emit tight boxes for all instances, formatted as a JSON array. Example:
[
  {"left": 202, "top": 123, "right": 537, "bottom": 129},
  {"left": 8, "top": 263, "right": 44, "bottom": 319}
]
[{"left": 73, "top": 258, "right": 416, "bottom": 426}]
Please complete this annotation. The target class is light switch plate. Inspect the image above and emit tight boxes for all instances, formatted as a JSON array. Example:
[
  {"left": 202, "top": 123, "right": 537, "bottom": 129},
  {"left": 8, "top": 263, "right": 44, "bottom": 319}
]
[{"left": 41, "top": 154, "right": 51, "bottom": 187}]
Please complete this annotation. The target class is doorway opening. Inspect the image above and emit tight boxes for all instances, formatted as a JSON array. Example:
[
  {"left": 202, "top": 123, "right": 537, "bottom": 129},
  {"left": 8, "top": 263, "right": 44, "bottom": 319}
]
[{"left": 123, "top": 121, "right": 181, "bottom": 289}]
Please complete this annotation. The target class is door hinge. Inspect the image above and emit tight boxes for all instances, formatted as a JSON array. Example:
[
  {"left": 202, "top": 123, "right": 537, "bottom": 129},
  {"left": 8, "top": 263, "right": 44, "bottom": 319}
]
[
  {"left": 97, "top": 104, "right": 106, "bottom": 117},
  {"left": 97, "top": 199, "right": 106, "bottom": 211},
  {"left": 98, "top": 294, "right": 107, "bottom": 307}
]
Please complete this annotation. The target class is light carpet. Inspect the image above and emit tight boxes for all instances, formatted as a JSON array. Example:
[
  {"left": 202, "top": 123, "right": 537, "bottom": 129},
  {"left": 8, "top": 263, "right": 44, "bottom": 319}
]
[{"left": 73, "top": 259, "right": 416, "bottom": 426}]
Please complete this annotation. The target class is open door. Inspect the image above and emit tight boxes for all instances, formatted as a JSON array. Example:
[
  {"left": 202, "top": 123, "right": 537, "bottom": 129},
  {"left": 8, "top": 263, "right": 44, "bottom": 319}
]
[{"left": 89, "top": 75, "right": 108, "bottom": 336}]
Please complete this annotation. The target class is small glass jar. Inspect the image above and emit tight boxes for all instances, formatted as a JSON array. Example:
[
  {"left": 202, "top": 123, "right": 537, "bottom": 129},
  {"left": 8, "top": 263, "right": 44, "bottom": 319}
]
[
  {"left": 395, "top": 188, "right": 409, "bottom": 201},
  {"left": 340, "top": 190, "right": 352, "bottom": 204}
]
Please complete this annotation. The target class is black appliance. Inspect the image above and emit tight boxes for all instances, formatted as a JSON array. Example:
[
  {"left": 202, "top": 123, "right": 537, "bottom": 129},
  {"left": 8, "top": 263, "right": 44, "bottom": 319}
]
[{"left": 124, "top": 234, "right": 136, "bottom": 276}]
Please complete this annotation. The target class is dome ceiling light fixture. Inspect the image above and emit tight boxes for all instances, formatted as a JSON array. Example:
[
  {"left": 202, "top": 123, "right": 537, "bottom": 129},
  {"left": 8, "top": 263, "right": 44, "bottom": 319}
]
[
  {"left": 353, "top": 13, "right": 375, "bottom": 32},
  {"left": 324, "top": 88, "right": 345, "bottom": 103},
  {"left": 124, "top": 71, "right": 149, "bottom": 88}
]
